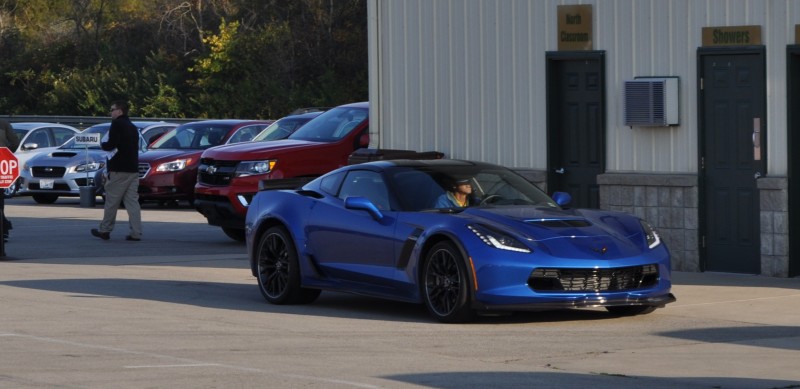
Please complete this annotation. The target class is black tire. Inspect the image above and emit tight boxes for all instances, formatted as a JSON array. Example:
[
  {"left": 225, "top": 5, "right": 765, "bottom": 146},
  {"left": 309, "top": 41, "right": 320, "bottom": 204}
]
[
  {"left": 32, "top": 194, "right": 58, "bottom": 204},
  {"left": 606, "top": 305, "right": 657, "bottom": 316},
  {"left": 421, "top": 241, "right": 476, "bottom": 323},
  {"left": 222, "top": 227, "right": 246, "bottom": 242},
  {"left": 4, "top": 180, "right": 19, "bottom": 199},
  {"left": 255, "top": 226, "right": 320, "bottom": 305}
]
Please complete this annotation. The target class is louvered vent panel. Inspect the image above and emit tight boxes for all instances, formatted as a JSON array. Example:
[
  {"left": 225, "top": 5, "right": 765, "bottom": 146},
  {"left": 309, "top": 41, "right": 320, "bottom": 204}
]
[{"left": 623, "top": 78, "right": 679, "bottom": 127}]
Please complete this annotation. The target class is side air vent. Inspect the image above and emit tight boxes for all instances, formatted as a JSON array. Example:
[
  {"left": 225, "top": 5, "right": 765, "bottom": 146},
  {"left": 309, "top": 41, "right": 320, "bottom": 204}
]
[{"left": 623, "top": 77, "right": 679, "bottom": 127}]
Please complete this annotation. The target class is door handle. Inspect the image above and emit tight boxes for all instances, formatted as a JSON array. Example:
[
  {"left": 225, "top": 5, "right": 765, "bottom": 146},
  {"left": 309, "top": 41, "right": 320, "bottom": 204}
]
[
  {"left": 754, "top": 171, "right": 761, "bottom": 179},
  {"left": 555, "top": 167, "right": 566, "bottom": 174}
]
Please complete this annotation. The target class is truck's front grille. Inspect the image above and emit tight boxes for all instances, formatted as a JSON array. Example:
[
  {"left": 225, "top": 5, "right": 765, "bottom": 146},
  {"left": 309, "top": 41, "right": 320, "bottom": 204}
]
[{"left": 198, "top": 159, "right": 238, "bottom": 186}]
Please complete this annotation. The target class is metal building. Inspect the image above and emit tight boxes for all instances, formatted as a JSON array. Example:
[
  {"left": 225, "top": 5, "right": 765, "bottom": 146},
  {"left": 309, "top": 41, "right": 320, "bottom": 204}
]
[{"left": 367, "top": 0, "right": 800, "bottom": 277}]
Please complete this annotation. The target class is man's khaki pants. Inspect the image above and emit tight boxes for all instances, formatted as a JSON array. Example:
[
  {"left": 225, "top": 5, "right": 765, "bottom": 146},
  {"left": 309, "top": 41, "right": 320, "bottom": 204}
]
[{"left": 99, "top": 171, "right": 142, "bottom": 239}]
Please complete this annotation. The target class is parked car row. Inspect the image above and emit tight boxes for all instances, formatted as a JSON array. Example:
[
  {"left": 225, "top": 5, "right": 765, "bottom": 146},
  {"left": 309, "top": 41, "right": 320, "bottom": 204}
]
[
  {"left": 8, "top": 115, "right": 296, "bottom": 204},
  {"left": 13, "top": 121, "right": 176, "bottom": 203}
]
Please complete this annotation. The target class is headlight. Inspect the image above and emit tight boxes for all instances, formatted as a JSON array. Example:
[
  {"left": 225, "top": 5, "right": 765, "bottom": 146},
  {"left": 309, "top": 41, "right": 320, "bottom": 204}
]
[
  {"left": 156, "top": 159, "right": 191, "bottom": 172},
  {"left": 468, "top": 224, "right": 531, "bottom": 253},
  {"left": 74, "top": 161, "right": 105, "bottom": 173},
  {"left": 640, "top": 220, "right": 661, "bottom": 249},
  {"left": 235, "top": 160, "right": 277, "bottom": 177}
]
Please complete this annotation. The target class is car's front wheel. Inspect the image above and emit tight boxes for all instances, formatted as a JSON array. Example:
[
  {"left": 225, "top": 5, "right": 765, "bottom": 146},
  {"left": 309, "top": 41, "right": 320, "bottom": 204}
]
[
  {"left": 4, "top": 180, "right": 19, "bottom": 199},
  {"left": 422, "top": 241, "right": 476, "bottom": 323},
  {"left": 32, "top": 194, "right": 58, "bottom": 204},
  {"left": 255, "top": 226, "right": 320, "bottom": 305}
]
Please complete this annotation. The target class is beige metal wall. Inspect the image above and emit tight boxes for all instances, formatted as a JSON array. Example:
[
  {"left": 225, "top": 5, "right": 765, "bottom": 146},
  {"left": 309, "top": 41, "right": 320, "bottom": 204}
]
[{"left": 368, "top": 0, "right": 800, "bottom": 175}]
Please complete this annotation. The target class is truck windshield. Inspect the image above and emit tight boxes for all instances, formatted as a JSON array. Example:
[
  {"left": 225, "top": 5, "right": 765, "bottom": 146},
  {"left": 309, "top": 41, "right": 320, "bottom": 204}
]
[{"left": 288, "top": 106, "right": 367, "bottom": 142}]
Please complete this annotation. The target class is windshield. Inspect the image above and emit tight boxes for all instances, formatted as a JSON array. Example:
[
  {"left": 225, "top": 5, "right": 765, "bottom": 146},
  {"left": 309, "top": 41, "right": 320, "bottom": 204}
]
[
  {"left": 288, "top": 106, "right": 367, "bottom": 142},
  {"left": 12, "top": 128, "right": 27, "bottom": 139},
  {"left": 387, "top": 165, "right": 558, "bottom": 212},
  {"left": 150, "top": 123, "right": 234, "bottom": 150},
  {"left": 253, "top": 116, "right": 315, "bottom": 142}
]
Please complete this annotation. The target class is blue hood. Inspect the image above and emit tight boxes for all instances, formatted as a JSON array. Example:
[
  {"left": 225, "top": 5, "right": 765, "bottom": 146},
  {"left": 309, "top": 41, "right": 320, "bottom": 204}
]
[{"left": 459, "top": 206, "right": 648, "bottom": 259}]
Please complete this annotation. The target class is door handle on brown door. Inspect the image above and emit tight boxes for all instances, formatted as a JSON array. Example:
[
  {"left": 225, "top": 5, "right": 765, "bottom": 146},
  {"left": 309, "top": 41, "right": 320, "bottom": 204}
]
[{"left": 555, "top": 167, "right": 566, "bottom": 174}]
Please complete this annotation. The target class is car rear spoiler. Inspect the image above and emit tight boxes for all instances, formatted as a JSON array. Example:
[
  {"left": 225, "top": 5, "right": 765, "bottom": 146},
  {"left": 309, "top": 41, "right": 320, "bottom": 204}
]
[{"left": 258, "top": 177, "right": 316, "bottom": 192}]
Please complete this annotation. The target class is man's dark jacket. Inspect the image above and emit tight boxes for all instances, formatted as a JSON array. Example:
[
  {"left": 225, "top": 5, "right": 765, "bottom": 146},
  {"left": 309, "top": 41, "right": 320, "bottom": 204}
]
[{"left": 102, "top": 115, "right": 139, "bottom": 173}]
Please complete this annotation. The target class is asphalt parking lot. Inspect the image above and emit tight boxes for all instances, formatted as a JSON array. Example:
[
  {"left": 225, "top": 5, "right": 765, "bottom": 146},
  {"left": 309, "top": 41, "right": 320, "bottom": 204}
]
[{"left": 1, "top": 196, "right": 799, "bottom": 388}]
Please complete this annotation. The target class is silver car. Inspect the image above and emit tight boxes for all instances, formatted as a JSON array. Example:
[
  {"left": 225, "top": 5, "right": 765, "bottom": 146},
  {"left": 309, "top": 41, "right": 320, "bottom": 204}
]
[
  {"left": 17, "top": 123, "right": 150, "bottom": 204},
  {"left": 5, "top": 122, "right": 81, "bottom": 197}
]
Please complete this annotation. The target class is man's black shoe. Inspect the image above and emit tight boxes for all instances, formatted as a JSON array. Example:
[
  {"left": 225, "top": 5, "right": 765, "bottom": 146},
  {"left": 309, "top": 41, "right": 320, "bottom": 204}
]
[
  {"left": 91, "top": 229, "right": 110, "bottom": 240},
  {"left": 125, "top": 235, "right": 141, "bottom": 241}
]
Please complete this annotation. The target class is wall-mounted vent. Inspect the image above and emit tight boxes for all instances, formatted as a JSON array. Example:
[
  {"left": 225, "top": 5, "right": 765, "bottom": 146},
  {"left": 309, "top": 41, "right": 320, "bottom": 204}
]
[{"left": 623, "top": 77, "right": 679, "bottom": 127}]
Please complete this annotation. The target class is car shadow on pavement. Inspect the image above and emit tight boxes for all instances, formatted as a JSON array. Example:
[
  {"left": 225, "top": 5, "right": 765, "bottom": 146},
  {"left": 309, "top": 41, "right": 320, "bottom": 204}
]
[
  {"left": 658, "top": 325, "right": 800, "bottom": 351},
  {"left": 0, "top": 277, "right": 626, "bottom": 324},
  {"left": 383, "top": 371, "right": 800, "bottom": 389}
]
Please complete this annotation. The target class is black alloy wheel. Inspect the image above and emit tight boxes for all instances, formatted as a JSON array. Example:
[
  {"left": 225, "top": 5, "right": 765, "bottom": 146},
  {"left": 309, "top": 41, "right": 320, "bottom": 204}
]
[
  {"left": 422, "top": 241, "right": 475, "bottom": 323},
  {"left": 256, "top": 226, "right": 320, "bottom": 305}
]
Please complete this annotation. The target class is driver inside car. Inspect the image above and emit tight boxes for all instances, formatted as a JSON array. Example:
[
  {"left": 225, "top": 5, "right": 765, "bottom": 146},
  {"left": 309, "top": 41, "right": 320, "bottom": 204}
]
[{"left": 434, "top": 177, "right": 476, "bottom": 208}]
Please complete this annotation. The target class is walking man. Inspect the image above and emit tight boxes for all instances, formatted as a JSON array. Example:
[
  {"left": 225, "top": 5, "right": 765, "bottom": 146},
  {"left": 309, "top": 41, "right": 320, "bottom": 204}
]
[{"left": 91, "top": 101, "right": 142, "bottom": 241}]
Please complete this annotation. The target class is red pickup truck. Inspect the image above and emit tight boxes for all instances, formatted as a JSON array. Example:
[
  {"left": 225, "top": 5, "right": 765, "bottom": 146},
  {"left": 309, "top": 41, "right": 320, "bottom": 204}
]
[{"left": 194, "top": 102, "right": 372, "bottom": 241}]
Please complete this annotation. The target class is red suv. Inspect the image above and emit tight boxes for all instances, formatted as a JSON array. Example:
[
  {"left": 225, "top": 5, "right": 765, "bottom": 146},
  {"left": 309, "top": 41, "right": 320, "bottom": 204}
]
[
  {"left": 138, "top": 119, "right": 273, "bottom": 205},
  {"left": 195, "top": 102, "right": 370, "bottom": 240}
]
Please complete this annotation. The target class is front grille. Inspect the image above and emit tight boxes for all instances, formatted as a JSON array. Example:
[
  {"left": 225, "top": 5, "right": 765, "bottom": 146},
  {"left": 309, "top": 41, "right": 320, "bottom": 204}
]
[
  {"left": 138, "top": 163, "right": 150, "bottom": 178},
  {"left": 32, "top": 167, "right": 66, "bottom": 178},
  {"left": 198, "top": 159, "right": 238, "bottom": 186},
  {"left": 529, "top": 264, "right": 659, "bottom": 292}
]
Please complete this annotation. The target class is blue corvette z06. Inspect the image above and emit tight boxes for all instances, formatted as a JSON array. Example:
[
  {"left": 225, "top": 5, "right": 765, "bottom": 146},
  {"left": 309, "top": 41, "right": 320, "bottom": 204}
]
[{"left": 245, "top": 159, "right": 676, "bottom": 323}]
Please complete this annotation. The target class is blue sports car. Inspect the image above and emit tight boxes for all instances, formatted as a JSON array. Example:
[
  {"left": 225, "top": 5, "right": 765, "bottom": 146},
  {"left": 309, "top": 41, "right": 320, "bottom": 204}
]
[{"left": 245, "top": 159, "right": 676, "bottom": 322}]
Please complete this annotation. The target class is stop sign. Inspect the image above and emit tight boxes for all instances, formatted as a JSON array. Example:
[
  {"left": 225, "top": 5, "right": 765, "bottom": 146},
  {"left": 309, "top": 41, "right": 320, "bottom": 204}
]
[{"left": 0, "top": 147, "right": 19, "bottom": 189}]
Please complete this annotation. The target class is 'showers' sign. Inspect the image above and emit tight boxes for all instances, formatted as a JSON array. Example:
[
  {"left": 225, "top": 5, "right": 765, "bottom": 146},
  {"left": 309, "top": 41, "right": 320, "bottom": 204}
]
[
  {"left": 702, "top": 26, "right": 762, "bottom": 46},
  {"left": 558, "top": 5, "right": 592, "bottom": 51}
]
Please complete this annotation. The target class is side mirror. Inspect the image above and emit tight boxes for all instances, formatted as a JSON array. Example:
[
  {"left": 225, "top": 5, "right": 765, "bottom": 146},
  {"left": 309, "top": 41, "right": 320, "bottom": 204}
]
[
  {"left": 345, "top": 196, "right": 384, "bottom": 220},
  {"left": 552, "top": 191, "right": 572, "bottom": 206},
  {"left": 358, "top": 132, "right": 370, "bottom": 148},
  {"left": 22, "top": 142, "right": 39, "bottom": 151}
]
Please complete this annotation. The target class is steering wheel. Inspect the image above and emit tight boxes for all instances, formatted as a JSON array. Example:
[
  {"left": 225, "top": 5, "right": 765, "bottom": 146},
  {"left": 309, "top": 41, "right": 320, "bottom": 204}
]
[{"left": 479, "top": 194, "right": 502, "bottom": 205}]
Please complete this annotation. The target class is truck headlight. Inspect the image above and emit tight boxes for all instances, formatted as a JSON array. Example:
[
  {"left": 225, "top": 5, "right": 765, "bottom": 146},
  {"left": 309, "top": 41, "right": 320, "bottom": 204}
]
[
  {"left": 235, "top": 160, "right": 276, "bottom": 177},
  {"left": 156, "top": 159, "right": 190, "bottom": 172}
]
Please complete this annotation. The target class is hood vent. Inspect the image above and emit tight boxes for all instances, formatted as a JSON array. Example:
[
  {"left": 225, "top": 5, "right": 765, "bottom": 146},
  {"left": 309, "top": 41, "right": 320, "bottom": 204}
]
[
  {"left": 527, "top": 219, "right": 591, "bottom": 228},
  {"left": 51, "top": 152, "right": 79, "bottom": 158}
]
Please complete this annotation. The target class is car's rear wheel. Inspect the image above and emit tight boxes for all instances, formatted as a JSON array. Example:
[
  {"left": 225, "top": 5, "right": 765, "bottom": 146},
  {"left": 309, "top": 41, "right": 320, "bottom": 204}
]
[
  {"left": 32, "top": 194, "right": 58, "bottom": 204},
  {"left": 605, "top": 305, "right": 657, "bottom": 316},
  {"left": 422, "top": 241, "right": 476, "bottom": 323},
  {"left": 222, "top": 227, "right": 246, "bottom": 242},
  {"left": 255, "top": 226, "right": 320, "bottom": 305}
]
